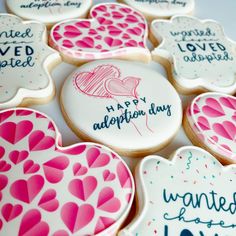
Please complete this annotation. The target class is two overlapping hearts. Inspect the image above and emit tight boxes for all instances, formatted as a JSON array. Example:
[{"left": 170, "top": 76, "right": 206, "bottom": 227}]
[
  {"left": 0, "top": 109, "right": 134, "bottom": 235},
  {"left": 74, "top": 64, "right": 141, "bottom": 99}
]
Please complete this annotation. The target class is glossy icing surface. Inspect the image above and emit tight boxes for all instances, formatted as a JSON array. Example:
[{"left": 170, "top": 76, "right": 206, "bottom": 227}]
[
  {"left": 151, "top": 16, "right": 236, "bottom": 94},
  {"left": 6, "top": 0, "right": 92, "bottom": 25},
  {"left": 50, "top": 3, "right": 150, "bottom": 62},
  {"left": 186, "top": 92, "right": 236, "bottom": 163},
  {"left": 0, "top": 108, "right": 134, "bottom": 235},
  {"left": 0, "top": 14, "right": 60, "bottom": 109},
  {"left": 120, "top": 146, "right": 236, "bottom": 236},
  {"left": 61, "top": 60, "right": 182, "bottom": 155},
  {"left": 122, "top": 0, "right": 194, "bottom": 18}
]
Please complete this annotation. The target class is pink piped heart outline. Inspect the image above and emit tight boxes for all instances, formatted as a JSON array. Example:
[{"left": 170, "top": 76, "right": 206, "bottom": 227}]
[
  {"left": 50, "top": 3, "right": 151, "bottom": 63},
  {"left": 0, "top": 108, "right": 134, "bottom": 235}
]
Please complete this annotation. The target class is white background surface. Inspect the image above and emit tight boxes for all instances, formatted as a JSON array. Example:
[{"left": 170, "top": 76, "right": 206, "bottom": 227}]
[{"left": 0, "top": 0, "right": 236, "bottom": 169}]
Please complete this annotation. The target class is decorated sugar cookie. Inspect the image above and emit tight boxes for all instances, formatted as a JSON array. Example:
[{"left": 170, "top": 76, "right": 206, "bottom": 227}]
[
  {"left": 184, "top": 92, "right": 236, "bottom": 164},
  {"left": 61, "top": 60, "right": 182, "bottom": 157},
  {"left": 119, "top": 0, "right": 195, "bottom": 20},
  {"left": 119, "top": 146, "right": 236, "bottom": 236},
  {"left": 6, "top": 0, "right": 92, "bottom": 27},
  {"left": 49, "top": 3, "right": 151, "bottom": 65},
  {"left": 0, "top": 14, "right": 61, "bottom": 109},
  {"left": 151, "top": 16, "right": 236, "bottom": 94},
  {"left": 0, "top": 108, "right": 134, "bottom": 235}
]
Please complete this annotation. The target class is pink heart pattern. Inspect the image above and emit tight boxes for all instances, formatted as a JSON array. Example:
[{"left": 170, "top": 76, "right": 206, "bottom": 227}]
[
  {"left": 50, "top": 3, "right": 150, "bottom": 63},
  {"left": 186, "top": 93, "right": 236, "bottom": 163},
  {"left": 0, "top": 108, "right": 134, "bottom": 235}
]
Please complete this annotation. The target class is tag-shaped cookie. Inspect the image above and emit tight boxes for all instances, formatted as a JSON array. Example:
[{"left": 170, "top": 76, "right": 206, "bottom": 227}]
[
  {"left": 61, "top": 60, "right": 182, "bottom": 157},
  {"left": 119, "top": 146, "right": 236, "bottom": 236},
  {"left": 50, "top": 3, "right": 151, "bottom": 65},
  {"left": 6, "top": 0, "right": 92, "bottom": 27},
  {"left": 0, "top": 14, "right": 61, "bottom": 109},
  {"left": 151, "top": 16, "right": 236, "bottom": 94},
  {"left": 119, "top": 0, "right": 195, "bottom": 20},
  {"left": 0, "top": 108, "right": 134, "bottom": 235},
  {"left": 184, "top": 92, "right": 236, "bottom": 164}
]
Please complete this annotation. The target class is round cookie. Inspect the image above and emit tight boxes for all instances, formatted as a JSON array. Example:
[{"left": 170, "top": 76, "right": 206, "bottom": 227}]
[
  {"left": 0, "top": 14, "right": 61, "bottom": 109},
  {"left": 49, "top": 3, "right": 151, "bottom": 65},
  {"left": 119, "top": 0, "right": 195, "bottom": 21},
  {"left": 151, "top": 15, "right": 236, "bottom": 95},
  {"left": 119, "top": 146, "right": 236, "bottom": 236},
  {"left": 0, "top": 108, "right": 134, "bottom": 235},
  {"left": 6, "top": 0, "right": 92, "bottom": 27},
  {"left": 184, "top": 92, "right": 236, "bottom": 164},
  {"left": 60, "top": 60, "right": 182, "bottom": 157}
]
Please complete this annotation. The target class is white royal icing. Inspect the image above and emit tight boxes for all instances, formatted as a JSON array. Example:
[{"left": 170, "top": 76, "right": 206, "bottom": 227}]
[
  {"left": 0, "top": 14, "right": 60, "bottom": 109},
  {"left": 61, "top": 60, "right": 182, "bottom": 156},
  {"left": 121, "top": 0, "right": 194, "bottom": 19},
  {"left": 119, "top": 146, "right": 236, "bottom": 236},
  {"left": 6, "top": 0, "right": 92, "bottom": 25},
  {"left": 151, "top": 16, "right": 236, "bottom": 94}
]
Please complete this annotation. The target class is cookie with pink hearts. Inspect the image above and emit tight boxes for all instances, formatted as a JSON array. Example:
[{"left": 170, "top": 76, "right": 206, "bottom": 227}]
[
  {"left": 61, "top": 59, "right": 182, "bottom": 157},
  {"left": 119, "top": 146, "right": 236, "bottom": 236},
  {"left": 49, "top": 3, "right": 151, "bottom": 65},
  {"left": 0, "top": 108, "right": 134, "bottom": 235},
  {"left": 0, "top": 14, "right": 61, "bottom": 109},
  {"left": 184, "top": 92, "right": 236, "bottom": 164},
  {"left": 6, "top": 0, "right": 92, "bottom": 27}
]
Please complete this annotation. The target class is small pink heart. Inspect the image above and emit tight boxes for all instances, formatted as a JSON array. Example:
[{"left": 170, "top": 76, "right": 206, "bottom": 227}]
[
  {"left": 122, "top": 33, "right": 131, "bottom": 40},
  {"left": 29, "top": 130, "right": 55, "bottom": 151},
  {"left": 97, "top": 17, "right": 113, "bottom": 25},
  {"left": 43, "top": 156, "right": 69, "bottom": 184},
  {"left": 10, "top": 175, "right": 44, "bottom": 204},
  {"left": 202, "top": 98, "right": 225, "bottom": 117},
  {"left": 125, "top": 40, "right": 138, "bottom": 47},
  {"left": 0, "top": 146, "right": 5, "bottom": 159},
  {"left": 213, "top": 121, "right": 236, "bottom": 141},
  {"left": 16, "top": 110, "right": 33, "bottom": 116},
  {"left": 53, "top": 32, "right": 62, "bottom": 41},
  {"left": 86, "top": 147, "right": 110, "bottom": 168},
  {"left": 0, "top": 111, "right": 14, "bottom": 123},
  {"left": 112, "top": 11, "right": 124, "bottom": 19},
  {"left": 117, "top": 23, "right": 128, "bottom": 28},
  {"left": 38, "top": 189, "right": 59, "bottom": 212},
  {"left": 0, "top": 161, "right": 11, "bottom": 172},
  {"left": 88, "top": 29, "right": 97, "bottom": 35},
  {"left": 104, "top": 37, "right": 122, "bottom": 47},
  {"left": 97, "top": 26, "right": 106, "bottom": 31},
  {"left": 75, "top": 21, "right": 91, "bottom": 28},
  {"left": 61, "top": 202, "right": 94, "bottom": 233},
  {"left": 97, "top": 187, "right": 121, "bottom": 213},
  {"left": 117, "top": 162, "right": 132, "bottom": 188},
  {"left": 197, "top": 116, "right": 211, "bottom": 131},
  {"left": 57, "top": 145, "right": 86, "bottom": 155},
  {"left": 76, "top": 37, "right": 94, "bottom": 48},
  {"left": 127, "top": 27, "right": 142, "bottom": 36},
  {"left": 53, "top": 230, "right": 69, "bottom": 236},
  {"left": 69, "top": 176, "right": 97, "bottom": 201},
  {"left": 105, "top": 77, "right": 140, "bottom": 98},
  {"left": 73, "top": 163, "right": 88, "bottom": 176},
  {"left": 19, "top": 209, "right": 49, "bottom": 236},
  {"left": 9, "top": 150, "right": 29, "bottom": 165},
  {"left": 107, "top": 25, "right": 122, "bottom": 36},
  {"left": 95, "top": 35, "right": 102, "bottom": 40},
  {"left": 220, "top": 96, "right": 236, "bottom": 110},
  {"left": 1, "top": 203, "right": 23, "bottom": 222},
  {"left": 103, "top": 170, "right": 116, "bottom": 181},
  {"left": 23, "top": 160, "right": 40, "bottom": 174},
  {"left": 125, "top": 14, "right": 138, "bottom": 23},
  {"left": 62, "top": 40, "right": 74, "bottom": 48},
  {"left": 0, "top": 174, "right": 8, "bottom": 191},
  {"left": 64, "top": 25, "right": 81, "bottom": 38},
  {"left": 94, "top": 217, "right": 115, "bottom": 234},
  {"left": 0, "top": 121, "right": 33, "bottom": 144}
]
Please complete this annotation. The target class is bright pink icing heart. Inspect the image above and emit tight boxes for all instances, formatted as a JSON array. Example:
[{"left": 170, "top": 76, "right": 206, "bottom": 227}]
[
  {"left": 213, "top": 121, "right": 236, "bottom": 141},
  {"left": 197, "top": 116, "right": 211, "bottom": 131},
  {"left": 202, "top": 98, "right": 225, "bottom": 117},
  {"left": 0, "top": 109, "right": 134, "bottom": 235},
  {"left": 61, "top": 202, "right": 94, "bottom": 233},
  {"left": 50, "top": 3, "right": 148, "bottom": 60}
]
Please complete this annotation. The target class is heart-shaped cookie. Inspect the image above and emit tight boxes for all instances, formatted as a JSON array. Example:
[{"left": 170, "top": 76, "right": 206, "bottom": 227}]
[
  {"left": 0, "top": 108, "right": 134, "bottom": 235},
  {"left": 184, "top": 92, "right": 236, "bottom": 164},
  {"left": 50, "top": 3, "right": 151, "bottom": 64},
  {"left": 119, "top": 146, "right": 236, "bottom": 236},
  {"left": 0, "top": 14, "right": 61, "bottom": 109}
]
